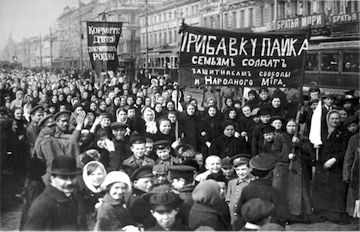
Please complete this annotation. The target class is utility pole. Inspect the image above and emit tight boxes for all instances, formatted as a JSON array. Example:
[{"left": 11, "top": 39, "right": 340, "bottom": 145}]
[
  {"left": 145, "top": 0, "right": 149, "bottom": 79},
  {"left": 50, "top": 27, "right": 53, "bottom": 68},
  {"left": 39, "top": 31, "right": 42, "bottom": 69},
  {"left": 79, "top": 5, "right": 83, "bottom": 69}
]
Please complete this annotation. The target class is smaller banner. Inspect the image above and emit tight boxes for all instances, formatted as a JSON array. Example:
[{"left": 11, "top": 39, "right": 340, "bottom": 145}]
[
  {"left": 179, "top": 25, "right": 309, "bottom": 88},
  {"left": 86, "top": 21, "right": 123, "bottom": 78}
]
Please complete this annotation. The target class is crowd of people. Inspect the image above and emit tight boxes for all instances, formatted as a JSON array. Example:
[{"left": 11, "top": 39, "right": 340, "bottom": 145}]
[{"left": 0, "top": 67, "right": 359, "bottom": 231}]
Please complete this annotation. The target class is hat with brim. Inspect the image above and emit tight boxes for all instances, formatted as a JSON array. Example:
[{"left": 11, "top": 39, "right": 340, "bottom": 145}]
[
  {"left": 131, "top": 165, "right": 154, "bottom": 181},
  {"left": 250, "top": 153, "right": 277, "bottom": 171},
  {"left": 54, "top": 110, "right": 71, "bottom": 121},
  {"left": 322, "top": 92, "right": 335, "bottom": 99},
  {"left": 110, "top": 122, "right": 128, "bottom": 130},
  {"left": 231, "top": 154, "right": 251, "bottom": 167},
  {"left": 38, "top": 114, "right": 55, "bottom": 128},
  {"left": 269, "top": 116, "right": 285, "bottom": 125},
  {"left": 338, "top": 97, "right": 359, "bottom": 107},
  {"left": 101, "top": 171, "right": 132, "bottom": 192},
  {"left": 30, "top": 105, "right": 45, "bottom": 115},
  {"left": 47, "top": 156, "right": 82, "bottom": 175}
]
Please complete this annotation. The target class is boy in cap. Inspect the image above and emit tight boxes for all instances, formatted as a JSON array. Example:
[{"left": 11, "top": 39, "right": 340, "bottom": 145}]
[
  {"left": 240, "top": 198, "right": 277, "bottom": 231},
  {"left": 237, "top": 153, "right": 290, "bottom": 228},
  {"left": 260, "top": 125, "right": 275, "bottom": 153},
  {"left": 145, "top": 137, "right": 158, "bottom": 161},
  {"left": 108, "top": 122, "right": 131, "bottom": 172},
  {"left": 153, "top": 140, "right": 179, "bottom": 168},
  {"left": 144, "top": 191, "right": 189, "bottom": 231},
  {"left": 153, "top": 164, "right": 170, "bottom": 187},
  {"left": 122, "top": 136, "right": 155, "bottom": 170},
  {"left": 221, "top": 156, "right": 237, "bottom": 181},
  {"left": 226, "top": 154, "right": 254, "bottom": 229},
  {"left": 26, "top": 104, "right": 44, "bottom": 152},
  {"left": 257, "top": 88, "right": 271, "bottom": 108},
  {"left": 168, "top": 165, "right": 196, "bottom": 226}
]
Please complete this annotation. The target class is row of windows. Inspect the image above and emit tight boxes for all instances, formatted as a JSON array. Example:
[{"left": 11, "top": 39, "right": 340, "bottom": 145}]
[
  {"left": 141, "top": 56, "right": 179, "bottom": 69},
  {"left": 141, "top": 28, "right": 179, "bottom": 47},
  {"left": 306, "top": 51, "right": 359, "bottom": 73},
  {"left": 144, "top": 4, "right": 199, "bottom": 26}
]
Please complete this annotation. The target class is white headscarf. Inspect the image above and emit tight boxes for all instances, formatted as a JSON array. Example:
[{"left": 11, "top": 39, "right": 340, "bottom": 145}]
[{"left": 82, "top": 161, "right": 107, "bottom": 193}]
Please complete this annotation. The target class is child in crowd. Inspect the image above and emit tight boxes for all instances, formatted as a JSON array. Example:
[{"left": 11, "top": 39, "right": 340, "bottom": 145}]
[
  {"left": 226, "top": 154, "right": 253, "bottom": 229},
  {"left": 153, "top": 140, "right": 179, "bottom": 168},
  {"left": 195, "top": 155, "right": 222, "bottom": 183},
  {"left": 121, "top": 136, "right": 155, "bottom": 170},
  {"left": 260, "top": 125, "right": 276, "bottom": 153}
]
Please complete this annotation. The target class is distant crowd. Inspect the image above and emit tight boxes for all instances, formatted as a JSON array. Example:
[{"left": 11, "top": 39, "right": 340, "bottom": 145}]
[{"left": 0, "top": 67, "right": 359, "bottom": 231}]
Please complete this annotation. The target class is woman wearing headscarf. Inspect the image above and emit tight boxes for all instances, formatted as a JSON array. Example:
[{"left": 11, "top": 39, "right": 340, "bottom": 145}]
[
  {"left": 94, "top": 171, "right": 142, "bottom": 231},
  {"left": 271, "top": 119, "right": 314, "bottom": 223},
  {"left": 179, "top": 103, "right": 201, "bottom": 152},
  {"left": 312, "top": 109, "right": 350, "bottom": 223},
  {"left": 199, "top": 106, "right": 222, "bottom": 159}
]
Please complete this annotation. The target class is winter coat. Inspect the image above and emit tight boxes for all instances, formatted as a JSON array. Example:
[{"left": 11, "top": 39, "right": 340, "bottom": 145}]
[
  {"left": 199, "top": 115, "right": 222, "bottom": 157},
  {"left": 209, "top": 134, "right": 248, "bottom": 158},
  {"left": 312, "top": 127, "right": 349, "bottom": 213},
  {"left": 271, "top": 133, "right": 313, "bottom": 217},
  {"left": 95, "top": 193, "right": 139, "bottom": 231},
  {"left": 179, "top": 113, "right": 200, "bottom": 151},
  {"left": 147, "top": 221, "right": 190, "bottom": 231},
  {"left": 23, "top": 185, "right": 87, "bottom": 231}
]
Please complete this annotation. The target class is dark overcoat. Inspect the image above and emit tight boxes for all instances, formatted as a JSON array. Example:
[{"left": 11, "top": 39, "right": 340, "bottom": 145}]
[
  {"left": 23, "top": 185, "right": 87, "bottom": 231},
  {"left": 271, "top": 132, "right": 313, "bottom": 217},
  {"left": 312, "top": 127, "right": 349, "bottom": 213}
]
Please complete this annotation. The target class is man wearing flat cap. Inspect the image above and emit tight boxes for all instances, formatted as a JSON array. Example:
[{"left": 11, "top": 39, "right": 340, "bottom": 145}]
[
  {"left": 321, "top": 92, "right": 336, "bottom": 128},
  {"left": 23, "top": 156, "right": 87, "bottom": 231},
  {"left": 237, "top": 153, "right": 290, "bottom": 228},
  {"left": 240, "top": 198, "right": 276, "bottom": 231},
  {"left": 153, "top": 140, "right": 179, "bottom": 168},
  {"left": 226, "top": 154, "right": 254, "bottom": 229},
  {"left": 143, "top": 191, "right": 189, "bottom": 231},
  {"left": 26, "top": 104, "right": 44, "bottom": 153},
  {"left": 127, "top": 165, "right": 157, "bottom": 229}
]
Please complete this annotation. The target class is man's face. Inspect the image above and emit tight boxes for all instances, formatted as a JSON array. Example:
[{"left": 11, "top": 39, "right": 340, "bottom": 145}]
[
  {"left": 155, "top": 174, "right": 168, "bottom": 185},
  {"left": 112, "top": 128, "right": 126, "bottom": 140},
  {"left": 100, "top": 118, "right": 111, "bottom": 128},
  {"left": 134, "top": 177, "right": 154, "bottom": 192},
  {"left": 310, "top": 91, "right": 320, "bottom": 100},
  {"left": 324, "top": 97, "right": 333, "bottom": 107},
  {"left": 131, "top": 143, "right": 146, "bottom": 158},
  {"left": 264, "top": 132, "right": 274, "bottom": 142},
  {"left": 156, "top": 148, "right": 171, "bottom": 160},
  {"left": 51, "top": 174, "right": 77, "bottom": 196},
  {"left": 217, "top": 181, "right": 226, "bottom": 199},
  {"left": 194, "top": 154, "right": 203, "bottom": 167},
  {"left": 235, "top": 164, "right": 251, "bottom": 179},
  {"left": 151, "top": 208, "right": 178, "bottom": 230},
  {"left": 31, "top": 110, "right": 44, "bottom": 123},
  {"left": 56, "top": 116, "right": 70, "bottom": 132}
]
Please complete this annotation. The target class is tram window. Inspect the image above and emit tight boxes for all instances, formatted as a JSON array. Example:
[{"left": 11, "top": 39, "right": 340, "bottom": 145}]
[
  {"left": 305, "top": 54, "right": 318, "bottom": 71},
  {"left": 343, "top": 52, "right": 360, "bottom": 72},
  {"left": 321, "top": 53, "right": 339, "bottom": 72}
]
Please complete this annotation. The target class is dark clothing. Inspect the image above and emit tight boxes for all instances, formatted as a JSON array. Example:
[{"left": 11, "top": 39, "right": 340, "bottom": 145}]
[
  {"left": 108, "top": 138, "right": 131, "bottom": 172},
  {"left": 199, "top": 116, "right": 222, "bottom": 158},
  {"left": 251, "top": 123, "right": 268, "bottom": 157},
  {"left": 177, "top": 185, "right": 195, "bottom": 227},
  {"left": 147, "top": 221, "right": 190, "bottom": 231},
  {"left": 237, "top": 178, "right": 290, "bottom": 228},
  {"left": 127, "top": 188, "right": 156, "bottom": 230},
  {"left": 272, "top": 133, "right": 313, "bottom": 221},
  {"left": 312, "top": 127, "right": 349, "bottom": 221},
  {"left": 179, "top": 114, "right": 200, "bottom": 151},
  {"left": 209, "top": 134, "right": 248, "bottom": 158},
  {"left": 189, "top": 202, "right": 230, "bottom": 231},
  {"left": 95, "top": 193, "right": 139, "bottom": 231},
  {"left": 23, "top": 185, "right": 87, "bottom": 231}
]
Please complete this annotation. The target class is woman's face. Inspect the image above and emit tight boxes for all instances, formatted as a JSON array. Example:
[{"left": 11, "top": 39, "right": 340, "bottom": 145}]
[
  {"left": 109, "top": 182, "right": 128, "bottom": 202},
  {"left": 157, "top": 96, "right": 164, "bottom": 105},
  {"left": 271, "top": 119, "right": 283, "bottom": 130},
  {"left": 186, "top": 105, "right": 195, "bottom": 115},
  {"left": 88, "top": 167, "right": 105, "bottom": 187},
  {"left": 136, "top": 98, "right": 143, "bottom": 106},
  {"left": 52, "top": 95, "right": 58, "bottom": 103},
  {"left": 242, "top": 106, "right": 251, "bottom": 117},
  {"left": 159, "top": 120, "right": 171, "bottom": 134},
  {"left": 223, "top": 125, "right": 235, "bottom": 137},
  {"left": 328, "top": 112, "right": 340, "bottom": 128},
  {"left": 90, "top": 103, "right": 97, "bottom": 111},
  {"left": 168, "top": 113, "right": 176, "bottom": 123},
  {"left": 66, "top": 95, "right": 72, "bottom": 103},
  {"left": 118, "top": 111, "right": 127, "bottom": 122},
  {"left": 105, "top": 98, "right": 112, "bottom": 105},
  {"left": 155, "top": 104, "right": 163, "bottom": 113},
  {"left": 144, "top": 110, "right": 154, "bottom": 121},
  {"left": 229, "top": 110, "right": 236, "bottom": 119},
  {"left": 286, "top": 121, "right": 296, "bottom": 134},
  {"left": 166, "top": 102, "right": 175, "bottom": 111},
  {"left": 12, "top": 120, "right": 18, "bottom": 132},
  {"left": 99, "top": 101, "right": 106, "bottom": 110},
  {"left": 58, "top": 94, "right": 64, "bottom": 102},
  {"left": 14, "top": 109, "right": 23, "bottom": 120},
  {"left": 338, "top": 110, "right": 348, "bottom": 120},
  {"left": 114, "top": 97, "right": 121, "bottom": 106},
  {"left": 272, "top": 98, "right": 281, "bottom": 108},
  {"left": 97, "top": 91, "right": 103, "bottom": 98},
  {"left": 208, "top": 107, "right": 217, "bottom": 117},
  {"left": 101, "top": 118, "right": 111, "bottom": 127},
  {"left": 127, "top": 97, "right": 134, "bottom": 106},
  {"left": 120, "top": 97, "right": 126, "bottom": 106},
  {"left": 145, "top": 98, "right": 151, "bottom": 106},
  {"left": 91, "top": 95, "right": 97, "bottom": 102},
  {"left": 226, "top": 98, "right": 233, "bottom": 107}
]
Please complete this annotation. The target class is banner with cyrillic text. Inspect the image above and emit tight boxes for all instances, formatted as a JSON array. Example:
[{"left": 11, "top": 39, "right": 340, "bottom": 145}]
[
  {"left": 179, "top": 25, "right": 309, "bottom": 87},
  {"left": 86, "top": 21, "right": 122, "bottom": 78}
]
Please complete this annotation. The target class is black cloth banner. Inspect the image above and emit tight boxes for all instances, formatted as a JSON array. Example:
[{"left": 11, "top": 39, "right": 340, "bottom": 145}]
[
  {"left": 179, "top": 25, "right": 309, "bottom": 88},
  {"left": 86, "top": 21, "right": 123, "bottom": 78}
]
